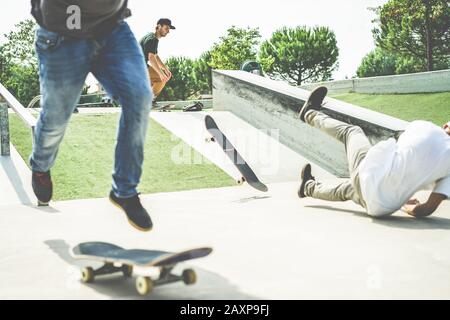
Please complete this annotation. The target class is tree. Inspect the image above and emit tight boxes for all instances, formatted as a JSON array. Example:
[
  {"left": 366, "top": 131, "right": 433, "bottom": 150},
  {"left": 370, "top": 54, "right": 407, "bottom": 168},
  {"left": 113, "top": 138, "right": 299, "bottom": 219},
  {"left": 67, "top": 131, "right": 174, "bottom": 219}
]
[
  {"left": 357, "top": 48, "right": 397, "bottom": 77},
  {"left": 259, "top": 26, "right": 339, "bottom": 86},
  {"left": 209, "top": 26, "right": 261, "bottom": 70},
  {"left": 194, "top": 51, "right": 213, "bottom": 94},
  {"left": 0, "top": 19, "right": 40, "bottom": 105},
  {"left": 158, "top": 56, "right": 200, "bottom": 101},
  {"left": 373, "top": 0, "right": 450, "bottom": 72},
  {"left": 0, "top": 45, "right": 6, "bottom": 81},
  {"left": 356, "top": 48, "right": 432, "bottom": 77}
]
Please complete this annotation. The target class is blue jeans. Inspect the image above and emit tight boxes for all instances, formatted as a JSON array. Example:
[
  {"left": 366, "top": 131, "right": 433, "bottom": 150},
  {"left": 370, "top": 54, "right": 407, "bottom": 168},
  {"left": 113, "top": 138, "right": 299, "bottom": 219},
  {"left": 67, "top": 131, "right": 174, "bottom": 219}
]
[{"left": 31, "top": 22, "right": 153, "bottom": 198}]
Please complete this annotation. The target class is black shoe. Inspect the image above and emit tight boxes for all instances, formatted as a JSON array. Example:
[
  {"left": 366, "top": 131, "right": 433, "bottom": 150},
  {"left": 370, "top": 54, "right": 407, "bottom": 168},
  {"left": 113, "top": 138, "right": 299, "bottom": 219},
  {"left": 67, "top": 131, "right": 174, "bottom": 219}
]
[
  {"left": 298, "top": 163, "right": 315, "bottom": 198},
  {"left": 298, "top": 86, "right": 328, "bottom": 122},
  {"left": 32, "top": 171, "right": 53, "bottom": 205},
  {"left": 109, "top": 191, "right": 153, "bottom": 232}
]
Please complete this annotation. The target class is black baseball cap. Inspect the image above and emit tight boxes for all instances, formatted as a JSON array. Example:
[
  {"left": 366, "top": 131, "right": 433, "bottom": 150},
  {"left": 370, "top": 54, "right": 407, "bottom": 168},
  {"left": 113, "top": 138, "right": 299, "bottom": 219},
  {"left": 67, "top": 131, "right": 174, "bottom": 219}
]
[{"left": 157, "top": 18, "right": 176, "bottom": 29}]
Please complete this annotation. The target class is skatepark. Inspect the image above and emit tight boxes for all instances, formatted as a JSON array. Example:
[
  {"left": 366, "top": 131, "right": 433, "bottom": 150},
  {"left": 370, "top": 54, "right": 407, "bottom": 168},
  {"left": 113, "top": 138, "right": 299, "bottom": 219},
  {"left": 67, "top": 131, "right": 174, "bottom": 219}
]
[{"left": 1, "top": 70, "right": 450, "bottom": 299}]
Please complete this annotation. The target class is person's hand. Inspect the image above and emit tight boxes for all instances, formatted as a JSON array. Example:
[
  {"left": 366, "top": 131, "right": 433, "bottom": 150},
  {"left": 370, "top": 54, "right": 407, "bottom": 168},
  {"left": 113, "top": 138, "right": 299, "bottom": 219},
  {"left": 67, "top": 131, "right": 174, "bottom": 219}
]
[
  {"left": 164, "top": 69, "right": 172, "bottom": 81},
  {"left": 162, "top": 69, "right": 172, "bottom": 82},
  {"left": 159, "top": 72, "right": 169, "bottom": 83},
  {"left": 443, "top": 122, "right": 450, "bottom": 135},
  {"left": 402, "top": 198, "right": 421, "bottom": 216}
]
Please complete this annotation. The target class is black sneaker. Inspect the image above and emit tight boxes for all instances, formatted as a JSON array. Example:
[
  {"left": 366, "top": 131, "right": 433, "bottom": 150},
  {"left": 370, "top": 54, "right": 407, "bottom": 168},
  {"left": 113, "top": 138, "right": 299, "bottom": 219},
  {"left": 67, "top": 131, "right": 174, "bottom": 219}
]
[
  {"left": 298, "top": 86, "right": 328, "bottom": 122},
  {"left": 109, "top": 191, "right": 153, "bottom": 232},
  {"left": 32, "top": 171, "right": 53, "bottom": 206},
  {"left": 298, "top": 163, "right": 315, "bottom": 198}
]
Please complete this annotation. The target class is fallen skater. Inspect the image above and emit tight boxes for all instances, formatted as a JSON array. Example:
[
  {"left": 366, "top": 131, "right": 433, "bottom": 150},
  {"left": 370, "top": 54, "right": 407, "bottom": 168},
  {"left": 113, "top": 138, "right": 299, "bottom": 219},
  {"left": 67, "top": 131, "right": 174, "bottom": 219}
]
[{"left": 297, "top": 86, "right": 450, "bottom": 218}]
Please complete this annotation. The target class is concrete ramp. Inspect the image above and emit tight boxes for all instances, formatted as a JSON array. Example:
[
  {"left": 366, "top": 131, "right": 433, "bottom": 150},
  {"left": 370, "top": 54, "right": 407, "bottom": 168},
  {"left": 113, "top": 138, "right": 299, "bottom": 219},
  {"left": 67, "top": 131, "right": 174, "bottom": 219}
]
[{"left": 151, "top": 111, "right": 333, "bottom": 184}]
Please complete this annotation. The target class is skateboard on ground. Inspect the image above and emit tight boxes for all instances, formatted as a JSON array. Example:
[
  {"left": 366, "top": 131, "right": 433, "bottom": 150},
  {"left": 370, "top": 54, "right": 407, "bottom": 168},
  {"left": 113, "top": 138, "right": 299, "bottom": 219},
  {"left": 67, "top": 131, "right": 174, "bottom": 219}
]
[
  {"left": 72, "top": 242, "right": 212, "bottom": 296},
  {"left": 183, "top": 101, "right": 204, "bottom": 112},
  {"left": 156, "top": 104, "right": 175, "bottom": 112},
  {"left": 204, "top": 115, "right": 268, "bottom": 192}
]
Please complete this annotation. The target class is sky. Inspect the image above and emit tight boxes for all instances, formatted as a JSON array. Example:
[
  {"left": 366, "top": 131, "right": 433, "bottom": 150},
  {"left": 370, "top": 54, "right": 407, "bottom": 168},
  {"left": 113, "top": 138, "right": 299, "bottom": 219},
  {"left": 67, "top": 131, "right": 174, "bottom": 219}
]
[{"left": 1, "top": 0, "right": 389, "bottom": 81}]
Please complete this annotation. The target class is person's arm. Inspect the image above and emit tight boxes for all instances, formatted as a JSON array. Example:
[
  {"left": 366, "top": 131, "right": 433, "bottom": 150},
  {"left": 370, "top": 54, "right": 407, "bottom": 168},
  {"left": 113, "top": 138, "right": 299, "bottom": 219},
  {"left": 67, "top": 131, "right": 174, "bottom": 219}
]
[
  {"left": 147, "top": 53, "right": 168, "bottom": 82},
  {"left": 156, "top": 55, "right": 171, "bottom": 79},
  {"left": 403, "top": 193, "right": 447, "bottom": 218}
]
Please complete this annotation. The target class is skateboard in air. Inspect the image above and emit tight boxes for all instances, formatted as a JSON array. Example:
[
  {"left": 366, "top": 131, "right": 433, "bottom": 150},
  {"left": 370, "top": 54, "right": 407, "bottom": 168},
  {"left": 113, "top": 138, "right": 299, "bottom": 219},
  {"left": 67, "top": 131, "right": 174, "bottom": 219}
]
[
  {"left": 72, "top": 242, "right": 212, "bottom": 296},
  {"left": 204, "top": 115, "right": 268, "bottom": 192}
]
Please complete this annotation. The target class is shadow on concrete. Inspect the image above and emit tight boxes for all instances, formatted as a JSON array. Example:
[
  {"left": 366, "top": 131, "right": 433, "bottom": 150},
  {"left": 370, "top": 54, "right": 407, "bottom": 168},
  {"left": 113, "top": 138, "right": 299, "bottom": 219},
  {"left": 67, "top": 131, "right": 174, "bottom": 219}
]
[
  {"left": 304, "top": 205, "right": 366, "bottom": 217},
  {"left": 305, "top": 205, "right": 450, "bottom": 230},
  {"left": 0, "top": 155, "right": 33, "bottom": 205},
  {"left": 44, "top": 239, "right": 260, "bottom": 300},
  {"left": 27, "top": 204, "right": 61, "bottom": 214},
  {"left": 234, "top": 196, "right": 271, "bottom": 203}
]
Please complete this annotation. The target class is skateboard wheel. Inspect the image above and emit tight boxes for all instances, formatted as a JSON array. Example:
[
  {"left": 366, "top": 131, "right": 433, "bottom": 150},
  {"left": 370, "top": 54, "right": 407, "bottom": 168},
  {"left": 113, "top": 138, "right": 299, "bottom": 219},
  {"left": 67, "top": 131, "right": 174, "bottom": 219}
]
[
  {"left": 122, "top": 265, "right": 133, "bottom": 277},
  {"left": 182, "top": 269, "right": 197, "bottom": 285},
  {"left": 37, "top": 200, "right": 49, "bottom": 207},
  {"left": 136, "top": 276, "right": 153, "bottom": 296},
  {"left": 237, "top": 177, "right": 245, "bottom": 185},
  {"left": 81, "top": 267, "right": 94, "bottom": 283},
  {"left": 205, "top": 137, "right": 214, "bottom": 143}
]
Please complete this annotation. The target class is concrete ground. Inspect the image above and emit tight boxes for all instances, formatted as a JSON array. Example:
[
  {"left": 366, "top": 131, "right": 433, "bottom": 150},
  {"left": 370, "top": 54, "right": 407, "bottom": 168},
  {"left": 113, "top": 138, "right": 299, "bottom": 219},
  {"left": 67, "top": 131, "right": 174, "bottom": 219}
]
[
  {"left": 1, "top": 182, "right": 449, "bottom": 299},
  {"left": 1, "top": 110, "right": 449, "bottom": 299}
]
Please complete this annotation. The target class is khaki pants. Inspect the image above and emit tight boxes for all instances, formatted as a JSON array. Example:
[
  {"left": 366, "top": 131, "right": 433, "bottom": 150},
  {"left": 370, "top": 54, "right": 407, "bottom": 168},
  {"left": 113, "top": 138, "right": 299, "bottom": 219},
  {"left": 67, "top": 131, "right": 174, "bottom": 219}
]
[
  {"left": 304, "top": 110, "right": 370, "bottom": 208},
  {"left": 148, "top": 66, "right": 166, "bottom": 98}
]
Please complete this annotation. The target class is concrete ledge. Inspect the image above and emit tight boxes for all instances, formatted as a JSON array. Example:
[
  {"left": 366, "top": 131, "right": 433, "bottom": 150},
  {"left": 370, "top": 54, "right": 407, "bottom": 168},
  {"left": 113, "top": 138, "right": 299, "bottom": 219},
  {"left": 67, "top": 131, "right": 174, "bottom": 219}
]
[
  {"left": 0, "top": 143, "right": 35, "bottom": 206},
  {"left": 212, "top": 70, "right": 408, "bottom": 177},
  {"left": 300, "top": 69, "right": 450, "bottom": 94}
]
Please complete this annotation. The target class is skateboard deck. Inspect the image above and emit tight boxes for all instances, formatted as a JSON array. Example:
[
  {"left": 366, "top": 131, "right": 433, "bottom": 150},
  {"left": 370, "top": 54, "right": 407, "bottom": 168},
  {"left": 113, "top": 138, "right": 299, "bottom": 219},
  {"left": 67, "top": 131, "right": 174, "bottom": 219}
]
[
  {"left": 205, "top": 115, "right": 268, "bottom": 192},
  {"left": 72, "top": 242, "right": 212, "bottom": 296},
  {"left": 156, "top": 104, "right": 175, "bottom": 112},
  {"left": 183, "top": 101, "right": 204, "bottom": 112}
]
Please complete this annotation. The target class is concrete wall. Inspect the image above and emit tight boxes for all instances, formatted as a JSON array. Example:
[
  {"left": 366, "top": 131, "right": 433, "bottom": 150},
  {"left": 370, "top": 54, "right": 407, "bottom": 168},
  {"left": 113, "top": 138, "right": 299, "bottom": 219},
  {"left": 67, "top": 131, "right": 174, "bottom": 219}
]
[
  {"left": 213, "top": 70, "right": 408, "bottom": 177},
  {"left": 300, "top": 69, "right": 450, "bottom": 95}
]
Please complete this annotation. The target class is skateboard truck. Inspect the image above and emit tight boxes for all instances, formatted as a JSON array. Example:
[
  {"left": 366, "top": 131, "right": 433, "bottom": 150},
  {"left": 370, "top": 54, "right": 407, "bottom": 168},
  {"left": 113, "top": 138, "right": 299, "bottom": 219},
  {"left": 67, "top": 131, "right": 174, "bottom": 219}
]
[{"left": 81, "top": 262, "right": 197, "bottom": 296}]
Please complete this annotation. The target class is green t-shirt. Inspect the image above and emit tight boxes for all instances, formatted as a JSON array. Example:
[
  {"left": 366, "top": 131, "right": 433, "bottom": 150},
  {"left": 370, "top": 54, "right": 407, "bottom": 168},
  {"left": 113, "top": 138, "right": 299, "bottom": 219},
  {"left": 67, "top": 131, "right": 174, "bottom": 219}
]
[{"left": 140, "top": 32, "right": 159, "bottom": 63}]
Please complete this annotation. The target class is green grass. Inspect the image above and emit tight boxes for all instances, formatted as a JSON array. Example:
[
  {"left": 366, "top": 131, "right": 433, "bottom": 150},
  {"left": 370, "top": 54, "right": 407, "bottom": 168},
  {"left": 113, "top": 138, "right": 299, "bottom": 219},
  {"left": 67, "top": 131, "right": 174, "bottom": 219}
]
[
  {"left": 332, "top": 92, "right": 450, "bottom": 126},
  {"left": 9, "top": 113, "right": 235, "bottom": 201}
]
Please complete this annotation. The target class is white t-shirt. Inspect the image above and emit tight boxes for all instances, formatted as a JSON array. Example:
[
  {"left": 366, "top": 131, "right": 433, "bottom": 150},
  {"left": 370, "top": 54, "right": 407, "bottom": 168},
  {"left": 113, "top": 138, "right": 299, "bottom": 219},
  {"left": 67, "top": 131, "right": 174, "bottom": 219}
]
[{"left": 359, "top": 121, "right": 450, "bottom": 217}]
